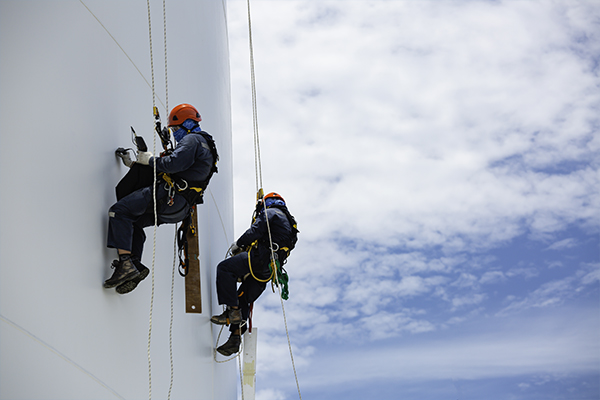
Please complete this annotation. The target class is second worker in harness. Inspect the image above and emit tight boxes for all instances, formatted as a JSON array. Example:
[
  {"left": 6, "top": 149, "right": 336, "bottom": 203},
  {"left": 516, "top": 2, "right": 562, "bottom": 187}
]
[
  {"left": 104, "top": 103, "right": 218, "bottom": 294},
  {"left": 211, "top": 192, "right": 298, "bottom": 356}
]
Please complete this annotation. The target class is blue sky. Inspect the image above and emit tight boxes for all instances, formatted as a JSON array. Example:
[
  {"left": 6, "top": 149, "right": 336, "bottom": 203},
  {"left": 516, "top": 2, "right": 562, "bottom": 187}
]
[{"left": 226, "top": 1, "right": 599, "bottom": 399}]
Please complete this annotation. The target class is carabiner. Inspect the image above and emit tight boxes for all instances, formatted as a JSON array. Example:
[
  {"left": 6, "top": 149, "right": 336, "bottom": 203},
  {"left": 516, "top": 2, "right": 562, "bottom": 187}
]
[{"left": 176, "top": 179, "right": 188, "bottom": 191}]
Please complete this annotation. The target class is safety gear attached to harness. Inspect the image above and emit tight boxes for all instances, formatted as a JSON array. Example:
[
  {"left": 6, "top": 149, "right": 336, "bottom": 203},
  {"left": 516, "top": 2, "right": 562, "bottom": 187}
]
[
  {"left": 243, "top": 204, "right": 299, "bottom": 300},
  {"left": 244, "top": 241, "right": 291, "bottom": 300},
  {"left": 176, "top": 207, "right": 196, "bottom": 277},
  {"left": 160, "top": 172, "right": 207, "bottom": 206},
  {"left": 159, "top": 129, "right": 219, "bottom": 206}
]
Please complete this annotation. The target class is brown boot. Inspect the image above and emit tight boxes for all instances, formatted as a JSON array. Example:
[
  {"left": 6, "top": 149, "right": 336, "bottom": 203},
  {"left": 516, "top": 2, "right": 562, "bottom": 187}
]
[
  {"left": 217, "top": 334, "right": 241, "bottom": 356},
  {"left": 210, "top": 307, "right": 242, "bottom": 325},
  {"left": 116, "top": 259, "right": 149, "bottom": 294},
  {"left": 103, "top": 257, "right": 140, "bottom": 289}
]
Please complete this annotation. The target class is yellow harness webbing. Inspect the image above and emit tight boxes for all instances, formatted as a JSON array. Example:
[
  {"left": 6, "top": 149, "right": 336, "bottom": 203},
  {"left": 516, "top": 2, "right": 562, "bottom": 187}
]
[{"left": 246, "top": 241, "right": 275, "bottom": 283}]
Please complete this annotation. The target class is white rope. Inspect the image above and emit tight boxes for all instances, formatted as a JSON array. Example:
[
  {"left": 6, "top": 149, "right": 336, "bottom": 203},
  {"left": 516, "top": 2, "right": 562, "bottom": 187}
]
[
  {"left": 162, "top": 0, "right": 168, "bottom": 114},
  {"left": 213, "top": 246, "right": 246, "bottom": 364},
  {"left": 245, "top": 1, "right": 302, "bottom": 399},
  {"left": 145, "top": 1, "right": 157, "bottom": 398},
  {"left": 158, "top": 3, "right": 176, "bottom": 400},
  {"left": 146, "top": 0, "right": 169, "bottom": 398},
  {"left": 239, "top": 354, "right": 245, "bottom": 400},
  {"left": 276, "top": 285, "right": 302, "bottom": 400},
  {"left": 168, "top": 228, "right": 177, "bottom": 400},
  {"left": 246, "top": 0, "right": 262, "bottom": 192},
  {"left": 213, "top": 324, "right": 245, "bottom": 364}
]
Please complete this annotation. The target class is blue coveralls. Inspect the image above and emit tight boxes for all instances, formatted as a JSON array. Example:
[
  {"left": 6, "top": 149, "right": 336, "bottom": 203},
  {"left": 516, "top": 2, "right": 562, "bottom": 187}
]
[
  {"left": 107, "top": 132, "right": 214, "bottom": 259},
  {"left": 215, "top": 205, "right": 294, "bottom": 331}
]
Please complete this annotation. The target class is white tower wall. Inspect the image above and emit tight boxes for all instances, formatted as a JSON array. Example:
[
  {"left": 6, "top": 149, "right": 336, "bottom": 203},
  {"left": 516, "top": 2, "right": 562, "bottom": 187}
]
[{"left": 0, "top": 1, "right": 236, "bottom": 399}]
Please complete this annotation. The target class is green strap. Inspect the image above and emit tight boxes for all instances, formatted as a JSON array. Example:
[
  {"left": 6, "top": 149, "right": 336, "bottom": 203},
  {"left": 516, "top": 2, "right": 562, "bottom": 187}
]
[{"left": 271, "top": 259, "right": 289, "bottom": 300}]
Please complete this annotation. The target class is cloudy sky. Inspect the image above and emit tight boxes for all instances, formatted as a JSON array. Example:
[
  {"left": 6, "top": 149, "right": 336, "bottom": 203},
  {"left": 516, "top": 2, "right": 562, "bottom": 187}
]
[{"left": 225, "top": 1, "right": 599, "bottom": 400}]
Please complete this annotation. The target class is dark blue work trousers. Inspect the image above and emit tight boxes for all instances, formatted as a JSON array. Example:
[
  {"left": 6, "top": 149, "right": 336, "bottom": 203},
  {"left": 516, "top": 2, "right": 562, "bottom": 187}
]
[
  {"left": 216, "top": 251, "right": 269, "bottom": 331},
  {"left": 107, "top": 184, "right": 188, "bottom": 258}
]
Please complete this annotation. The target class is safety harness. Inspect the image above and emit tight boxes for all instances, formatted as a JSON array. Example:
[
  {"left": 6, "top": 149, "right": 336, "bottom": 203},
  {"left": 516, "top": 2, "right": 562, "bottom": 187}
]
[
  {"left": 246, "top": 205, "right": 299, "bottom": 299},
  {"left": 169, "top": 130, "right": 219, "bottom": 276},
  {"left": 161, "top": 130, "right": 219, "bottom": 207}
]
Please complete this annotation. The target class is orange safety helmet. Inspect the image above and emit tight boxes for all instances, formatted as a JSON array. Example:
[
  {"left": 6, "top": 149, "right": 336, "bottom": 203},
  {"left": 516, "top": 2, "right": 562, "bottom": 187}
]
[
  {"left": 264, "top": 192, "right": 285, "bottom": 203},
  {"left": 168, "top": 103, "right": 202, "bottom": 126}
]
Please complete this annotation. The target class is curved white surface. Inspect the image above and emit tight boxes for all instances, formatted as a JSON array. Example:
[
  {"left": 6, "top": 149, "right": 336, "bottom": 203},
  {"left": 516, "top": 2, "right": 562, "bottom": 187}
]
[{"left": 0, "top": 1, "right": 236, "bottom": 399}]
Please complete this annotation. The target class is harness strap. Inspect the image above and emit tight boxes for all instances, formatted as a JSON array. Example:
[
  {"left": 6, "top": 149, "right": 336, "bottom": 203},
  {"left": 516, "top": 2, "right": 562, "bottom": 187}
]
[
  {"left": 244, "top": 241, "right": 290, "bottom": 299},
  {"left": 160, "top": 172, "right": 206, "bottom": 205},
  {"left": 176, "top": 208, "right": 194, "bottom": 277},
  {"left": 246, "top": 241, "right": 275, "bottom": 283}
]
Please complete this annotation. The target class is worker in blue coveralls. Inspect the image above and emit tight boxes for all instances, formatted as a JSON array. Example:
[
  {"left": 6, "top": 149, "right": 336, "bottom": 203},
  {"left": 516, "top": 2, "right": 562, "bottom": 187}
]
[
  {"left": 104, "top": 103, "right": 218, "bottom": 294},
  {"left": 211, "top": 192, "right": 298, "bottom": 356}
]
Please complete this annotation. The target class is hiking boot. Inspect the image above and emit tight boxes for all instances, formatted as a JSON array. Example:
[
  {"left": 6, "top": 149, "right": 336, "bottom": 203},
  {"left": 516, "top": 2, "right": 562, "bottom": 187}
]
[
  {"left": 210, "top": 307, "right": 242, "bottom": 325},
  {"left": 217, "top": 334, "right": 241, "bottom": 356},
  {"left": 103, "top": 257, "right": 140, "bottom": 288},
  {"left": 116, "top": 260, "right": 149, "bottom": 294}
]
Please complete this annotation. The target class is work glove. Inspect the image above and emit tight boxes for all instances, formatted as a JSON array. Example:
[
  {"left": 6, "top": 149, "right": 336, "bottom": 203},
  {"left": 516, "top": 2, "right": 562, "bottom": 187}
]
[
  {"left": 115, "top": 148, "right": 134, "bottom": 168},
  {"left": 136, "top": 151, "right": 154, "bottom": 165}
]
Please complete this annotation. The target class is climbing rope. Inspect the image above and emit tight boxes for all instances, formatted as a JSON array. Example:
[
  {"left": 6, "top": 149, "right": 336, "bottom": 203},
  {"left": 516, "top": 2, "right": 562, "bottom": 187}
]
[
  {"left": 239, "top": 356, "right": 245, "bottom": 400},
  {"left": 82, "top": 1, "right": 236, "bottom": 397},
  {"left": 145, "top": 1, "right": 170, "bottom": 399},
  {"left": 162, "top": 0, "right": 168, "bottom": 114},
  {"left": 246, "top": 0, "right": 262, "bottom": 193},
  {"left": 145, "top": 0, "right": 157, "bottom": 397},
  {"left": 213, "top": 245, "right": 248, "bottom": 363},
  {"left": 276, "top": 284, "right": 302, "bottom": 400},
  {"left": 168, "top": 229, "right": 177, "bottom": 400},
  {"left": 245, "top": 1, "right": 302, "bottom": 398},
  {"left": 213, "top": 323, "right": 245, "bottom": 363}
]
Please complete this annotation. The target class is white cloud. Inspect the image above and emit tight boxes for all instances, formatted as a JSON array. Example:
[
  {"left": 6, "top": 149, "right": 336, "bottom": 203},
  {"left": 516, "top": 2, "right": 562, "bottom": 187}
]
[
  {"left": 480, "top": 271, "right": 506, "bottom": 285},
  {"left": 360, "top": 310, "right": 436, "bottom": 340},
  {"left": 281, "top": 307, "right": 599, "bottom": 390},
  {"left": 230, "top": 0, "right": 599, "bottom": 261},
  {"left": 227, "top": 1, "right": 600, "bottom": 396},
  {"left": 578, "top": 262, "right": 600, "bottom": 286},
  {"left": 498, "top": 263, "right": 600, "bottom": 316},
  {"left": 545, "top": 238, "right": 578, "bottom": 251},
  {"left": 451, "top": 293, "right": 487, "bottom": 311},
  {"left": 506, "top": 266, "right": 540, "bottom": 279}
]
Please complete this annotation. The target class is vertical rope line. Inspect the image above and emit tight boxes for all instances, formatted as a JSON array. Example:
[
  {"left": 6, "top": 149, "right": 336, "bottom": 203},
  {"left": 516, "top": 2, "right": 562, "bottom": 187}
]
[
  {"left": 245, "top": 2, "right": 302, "bottom": 398},
  {"left": 167, "top": 228, "right": 177, "bottom": 400},
  {"left": 246, "top": 0, "right": 262, "bottom": 192},
  {"left": 163, "top": 0, "right": 169, "bottom": 113},
  {"left": 238, "top": 353, "right": 245, "bottom": 400},
  {"left": 146, "top": 1, "right": 157, "bottom": 399},
  {"left": 159, "top": 2, "right": 176, "bottom": 399},
  {"left": 277, "top": 285, "right": 302, "bottom": 400}
]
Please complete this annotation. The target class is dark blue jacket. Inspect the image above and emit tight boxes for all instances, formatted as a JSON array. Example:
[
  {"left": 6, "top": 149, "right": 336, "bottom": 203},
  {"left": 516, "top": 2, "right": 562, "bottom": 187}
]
[
  {"left": 150, "top": 132, "right": 213, "bottom": 183},
  {"left": 236, "top": 206, "right": 295, "bottom": 273}
]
